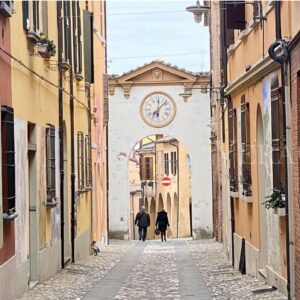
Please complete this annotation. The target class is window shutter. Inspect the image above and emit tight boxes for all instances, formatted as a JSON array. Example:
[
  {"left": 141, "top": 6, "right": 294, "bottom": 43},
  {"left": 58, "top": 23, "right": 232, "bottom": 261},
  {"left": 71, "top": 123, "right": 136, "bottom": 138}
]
[
  {"left": 42, "top": 1, "right": 48, "bottom": 36},
  {"left": 140, "top": 156, "right": 146, "bottom": 181},
  {"left": 1, "top": 106, "right": 16, "bottom": 215},
  {"left": 103, "top": 74, "right": 109, "bottom": 123},
  {"left": 63, "top": 1, "right": 70, "bottom": 63},
  {"left": 271, "top": 79, "right": 281, "bottom": 189},
  {"left": 77, "top": 1, "right": 82, "bottom": 73},
  {"left": 226, "top": 1, "right": 246, "bottom": 30},
  {"left": 226, "top": 29, "right": 234, "bottom": 48},
  {"left": 83, "top": 10, "right": 94, "bottom": 83},
  {"left": 22, "top": 0, "right": 29, "bottom": 30},
  {"left": 72, "top": 1, "right": 77, "bottom": 73}
]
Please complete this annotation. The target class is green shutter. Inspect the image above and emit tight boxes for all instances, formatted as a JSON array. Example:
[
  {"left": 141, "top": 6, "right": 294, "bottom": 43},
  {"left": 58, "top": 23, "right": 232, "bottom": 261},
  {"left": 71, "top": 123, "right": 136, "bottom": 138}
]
[
  {"left": 22, "top": 0, "right": 29, "bottom": 30},
  {"left": 83, "top": 10, "right": 94, "bottom": 83}
]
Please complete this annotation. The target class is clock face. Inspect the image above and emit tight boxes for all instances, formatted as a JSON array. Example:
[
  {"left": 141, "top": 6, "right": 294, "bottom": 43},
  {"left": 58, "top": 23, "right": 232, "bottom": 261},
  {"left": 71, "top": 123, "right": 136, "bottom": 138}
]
[{"left": 140, "top": 93, "right": 176, "bottom": 128}]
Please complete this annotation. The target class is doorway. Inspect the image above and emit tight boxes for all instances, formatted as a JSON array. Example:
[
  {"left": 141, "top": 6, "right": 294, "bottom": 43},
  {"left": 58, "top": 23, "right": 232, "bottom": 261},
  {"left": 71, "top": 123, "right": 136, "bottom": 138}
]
[{"left": 28, "top": 123, "right": 38, "bottom": 285}]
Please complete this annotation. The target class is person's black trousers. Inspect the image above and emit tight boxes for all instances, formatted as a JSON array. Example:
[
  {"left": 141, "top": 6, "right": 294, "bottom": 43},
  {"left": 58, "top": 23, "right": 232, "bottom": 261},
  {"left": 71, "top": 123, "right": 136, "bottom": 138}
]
[
  {"left": 160, "top": 230, "right": 166, "bottom": 241},
  {"left": 138, "top": 226, "right": 147, "bottom": 241}
]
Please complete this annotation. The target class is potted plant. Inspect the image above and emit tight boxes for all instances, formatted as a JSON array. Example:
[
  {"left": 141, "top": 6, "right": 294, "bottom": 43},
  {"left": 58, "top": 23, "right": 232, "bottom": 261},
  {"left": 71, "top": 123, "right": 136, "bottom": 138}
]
[
  {"left": 263, "top": 189, "right": 286, "bottom": 216},
  {"left": 36, "top": 33, "right": 56, "bottom": 58}
]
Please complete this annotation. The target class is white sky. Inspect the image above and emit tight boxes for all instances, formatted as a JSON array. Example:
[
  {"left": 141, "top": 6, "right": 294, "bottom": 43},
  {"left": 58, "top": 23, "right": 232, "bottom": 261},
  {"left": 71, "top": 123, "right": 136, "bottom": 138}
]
[{"left": 106, "top": 0, "right": 210, "bottom": 75}]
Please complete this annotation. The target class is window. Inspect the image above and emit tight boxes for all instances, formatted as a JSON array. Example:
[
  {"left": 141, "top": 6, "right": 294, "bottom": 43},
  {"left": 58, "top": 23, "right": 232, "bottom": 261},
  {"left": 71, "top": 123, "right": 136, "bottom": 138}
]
[
  {"left": 253, "top": 0, "right": 260, "bottom": 21},
  {"left": 85, "top": 135, "right": 92, "bottom": 187},
  {"left": 241, "top": 95, "right": 252, "bottom": 196},
  {"left": 271, "top": 78, "right": 284, "bottom": 191},
  {"left": 63, "top": 0, "right": 71, "bottom": 63},
  {"left": 77, "top": 132, "right": 85, "bottom": 190},
  {"left": 171, "top": 151, "right": 177, "bottom": 176},
  {"left": 32, "top": 0, "right": 39, "bottom": 33},
  {"left": 145, "top": 157, "right": 153, "bottom": 180},
  {"left": 1, "top": 106, "right": 16, "bottom": 220},
  {"left": 22, "top": 0, "right": 29, "bottom": 30},
  {"left": 164, "top": 153, "right": 169, "bottom": 176},
  {"left": 72, "top": 1, "right": 78, "bottom": 73},
  {"left": 77, "top": 1, "right": 82, "bottom": 74},
  {"left": 46, "top": 124, "right": 56, "bottom": 202},
  {"left": 228, "top": 99, "right": 238, "bottom": 192},
  {"left": 225, "top": 1, "right": 246, "bottom": 30}
]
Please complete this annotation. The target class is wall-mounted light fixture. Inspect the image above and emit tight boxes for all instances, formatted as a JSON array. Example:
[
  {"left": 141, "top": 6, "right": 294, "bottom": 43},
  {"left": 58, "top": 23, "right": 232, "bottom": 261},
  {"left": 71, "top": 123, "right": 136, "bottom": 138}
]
[{"left": 186, "top": 0, "right": 210, "bottom": 23}]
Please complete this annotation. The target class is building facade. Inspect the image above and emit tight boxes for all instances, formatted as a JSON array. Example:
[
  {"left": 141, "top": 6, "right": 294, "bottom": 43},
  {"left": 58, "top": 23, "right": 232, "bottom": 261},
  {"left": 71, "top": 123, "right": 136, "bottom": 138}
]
[
  {"left": 0, "top": 1, "right": 107, "bottom": 298},
  {"left": 108, "top": 61, "right": 212, "bottom": 240},
  {"left": 204, "top": 1, "right": 300, "bottom": 297}
]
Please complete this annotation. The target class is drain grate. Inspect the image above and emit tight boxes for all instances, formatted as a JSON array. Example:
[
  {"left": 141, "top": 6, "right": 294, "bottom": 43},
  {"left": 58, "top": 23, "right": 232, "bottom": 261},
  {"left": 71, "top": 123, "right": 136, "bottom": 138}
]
[{"left": 252, "top": 287, "right": 277, "bottom": 294}]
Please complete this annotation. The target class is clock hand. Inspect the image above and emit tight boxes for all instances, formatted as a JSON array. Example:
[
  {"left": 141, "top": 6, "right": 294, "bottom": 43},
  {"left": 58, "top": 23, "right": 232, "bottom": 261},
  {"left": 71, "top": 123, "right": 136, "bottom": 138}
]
[{"left": 158, "top": 100, "right": 167, "bottom": 111}]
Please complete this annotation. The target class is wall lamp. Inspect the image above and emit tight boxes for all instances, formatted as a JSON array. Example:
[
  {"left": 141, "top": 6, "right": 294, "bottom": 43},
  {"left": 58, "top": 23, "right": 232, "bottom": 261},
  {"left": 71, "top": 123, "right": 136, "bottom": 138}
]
[{"left": 186, "top": 0, "right": 210, "bottom": 23}]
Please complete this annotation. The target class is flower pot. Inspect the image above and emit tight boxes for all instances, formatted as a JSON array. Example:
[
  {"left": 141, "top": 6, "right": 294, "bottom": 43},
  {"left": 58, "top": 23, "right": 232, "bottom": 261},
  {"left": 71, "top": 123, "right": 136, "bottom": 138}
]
[{"left": 36, "top": 43, "right": 51, "bottom": 58}]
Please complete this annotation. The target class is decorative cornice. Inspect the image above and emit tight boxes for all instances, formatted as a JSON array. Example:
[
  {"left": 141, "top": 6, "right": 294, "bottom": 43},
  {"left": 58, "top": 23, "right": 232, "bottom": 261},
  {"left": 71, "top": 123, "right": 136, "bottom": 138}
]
[{"left": 225, "top": 55, "right": 279, "bottom": 96}]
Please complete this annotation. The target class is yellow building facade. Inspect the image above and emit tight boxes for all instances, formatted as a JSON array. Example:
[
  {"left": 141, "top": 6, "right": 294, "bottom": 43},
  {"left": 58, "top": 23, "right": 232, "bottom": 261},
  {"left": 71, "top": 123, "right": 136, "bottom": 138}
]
[{"left": 0, "top": 1, "right": 107, "bottom": 298}]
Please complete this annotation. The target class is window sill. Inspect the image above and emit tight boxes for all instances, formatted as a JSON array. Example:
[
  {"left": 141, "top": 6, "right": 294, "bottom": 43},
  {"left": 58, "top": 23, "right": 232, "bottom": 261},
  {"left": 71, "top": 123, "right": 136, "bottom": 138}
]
[
  {"left": 240, "top": 195, "right": 253, "bottom": 203},
  {"left": 3, "top": 212, "right": 18, "bottom": 223},
  {"left": 230, "top": 191, "right": 239, "bottom": 198},
  {"left": 46, "top": 198, "right": 58, "bottom": 208},
  {"left": 78, "top": 187, "right": 92, "bottom": 195},
  {"left": 75, "top": 73, "right": 84, "bottom": 81},
  {"left": 26, "top": 31, "right": 40, "bottom": 44},
  {"left": 61, "top": 60, "right": 71, "bottom": 70},
  {"left": 272, "top": 207, "right": 285, "bottom": 217}
]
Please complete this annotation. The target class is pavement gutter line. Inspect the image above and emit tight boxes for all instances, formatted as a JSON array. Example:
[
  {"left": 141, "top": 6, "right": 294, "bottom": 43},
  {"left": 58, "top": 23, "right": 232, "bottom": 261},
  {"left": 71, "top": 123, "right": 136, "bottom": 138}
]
[
  {"left": 83, "top": 242, "right": 146, "bottom": 300},
  {"left": 175, "top": 240, "right": 212, "bottom": 300}
]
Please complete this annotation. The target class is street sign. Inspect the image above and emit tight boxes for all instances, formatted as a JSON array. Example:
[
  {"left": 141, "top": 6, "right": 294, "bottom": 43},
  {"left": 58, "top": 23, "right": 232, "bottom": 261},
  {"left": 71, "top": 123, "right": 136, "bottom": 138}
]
[{"left": 162, "top": 177, "right": 171, "bottom": 186}]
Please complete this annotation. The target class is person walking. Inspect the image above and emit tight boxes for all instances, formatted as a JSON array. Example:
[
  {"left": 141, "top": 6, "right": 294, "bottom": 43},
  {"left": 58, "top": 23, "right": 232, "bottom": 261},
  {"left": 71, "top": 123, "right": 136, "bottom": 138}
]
[
  {"left": 135, "top": 206, "right": 150, "bottom": 241},
  {"left": 156, "top": 209, "right": 169, "bottom": 242}
]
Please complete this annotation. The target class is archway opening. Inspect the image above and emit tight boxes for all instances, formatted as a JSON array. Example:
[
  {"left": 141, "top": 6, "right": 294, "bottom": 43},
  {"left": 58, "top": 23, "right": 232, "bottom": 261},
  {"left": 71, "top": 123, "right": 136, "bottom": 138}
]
[{"left": 128, "top": 134, "right": 193, "bottom": 240}]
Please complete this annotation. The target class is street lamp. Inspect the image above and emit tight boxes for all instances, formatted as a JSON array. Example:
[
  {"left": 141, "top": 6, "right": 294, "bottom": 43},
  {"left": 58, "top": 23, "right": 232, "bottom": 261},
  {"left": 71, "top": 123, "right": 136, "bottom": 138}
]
[{"left": 186, "top": 0, "right": 210, "bottom": 24}]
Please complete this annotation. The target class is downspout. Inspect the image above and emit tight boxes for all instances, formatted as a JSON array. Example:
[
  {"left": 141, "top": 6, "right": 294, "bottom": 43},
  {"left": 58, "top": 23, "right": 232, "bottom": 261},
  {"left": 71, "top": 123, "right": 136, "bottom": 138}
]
[
  {"left": 220, "top": 1, "right": 234, "bottom": 266},
  {"left": 57, "top": 0, "right": 65, "bottom": 269},
  {"left": 268, "top": 1, "right": 291, "bottom": 298},
  {"left": 169, "top": 141, "right": 179, "bottom": 238},
  {"left": 68, "top": 7, "right": 76, "bottom": 264},
  {"left": 104, "top": 0, "right": 109, "bottom": 245}
]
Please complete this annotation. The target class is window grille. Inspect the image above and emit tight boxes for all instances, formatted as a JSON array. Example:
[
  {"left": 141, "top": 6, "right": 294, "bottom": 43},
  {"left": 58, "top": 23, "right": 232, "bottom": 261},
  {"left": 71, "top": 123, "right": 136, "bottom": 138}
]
[
  {"left": 1, "top": 106, "right": 16, "bottom": 217},
  {"left": 77, "top": 132, "right": 85, "bottom": 190},
  {"left": 46, "top": 124, "right": 56, "bottom": 202}
]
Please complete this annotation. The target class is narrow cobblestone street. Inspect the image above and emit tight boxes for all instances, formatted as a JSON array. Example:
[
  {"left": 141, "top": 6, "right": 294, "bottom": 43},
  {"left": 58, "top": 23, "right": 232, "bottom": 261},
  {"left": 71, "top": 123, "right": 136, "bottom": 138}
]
[{"left": 18, "top": 239, "right": 287, "bottom": 300}]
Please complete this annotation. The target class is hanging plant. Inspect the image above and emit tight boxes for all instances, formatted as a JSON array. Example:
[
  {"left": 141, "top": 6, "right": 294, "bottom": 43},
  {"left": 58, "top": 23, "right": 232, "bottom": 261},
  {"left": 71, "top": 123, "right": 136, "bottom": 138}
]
[{"left": 262, "top": 189, "right": 285, "bottom": 209}]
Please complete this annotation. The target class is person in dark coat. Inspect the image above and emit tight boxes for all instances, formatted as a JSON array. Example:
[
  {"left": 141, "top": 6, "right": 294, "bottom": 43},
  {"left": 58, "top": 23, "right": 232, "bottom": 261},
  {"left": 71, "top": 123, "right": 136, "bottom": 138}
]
[
  {"left": 135, "top": 206, "right": 150, "bottom": 241},
  {"left": 156, "top": 209, "right": 169, "bottom": 242}
]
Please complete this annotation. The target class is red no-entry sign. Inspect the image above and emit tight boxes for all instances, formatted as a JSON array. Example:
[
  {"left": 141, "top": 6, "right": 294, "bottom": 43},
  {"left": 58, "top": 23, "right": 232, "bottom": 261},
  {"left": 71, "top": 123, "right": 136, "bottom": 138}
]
[{"left": 162, "top": 177, "right": 171, "bottom": 186}]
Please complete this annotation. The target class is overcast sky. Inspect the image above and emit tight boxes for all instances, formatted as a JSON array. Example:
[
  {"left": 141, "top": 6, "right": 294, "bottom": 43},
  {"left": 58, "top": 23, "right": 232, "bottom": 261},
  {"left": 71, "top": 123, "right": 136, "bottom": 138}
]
[{"left": 106, "top": 0, "right": 210, "bottom": 75}]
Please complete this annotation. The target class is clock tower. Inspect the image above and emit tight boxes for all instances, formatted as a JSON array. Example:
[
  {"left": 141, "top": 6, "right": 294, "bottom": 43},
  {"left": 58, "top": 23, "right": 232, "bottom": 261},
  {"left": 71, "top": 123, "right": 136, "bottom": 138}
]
[{"left": 108, "top": 60, "right": 212, "bottom": 239}]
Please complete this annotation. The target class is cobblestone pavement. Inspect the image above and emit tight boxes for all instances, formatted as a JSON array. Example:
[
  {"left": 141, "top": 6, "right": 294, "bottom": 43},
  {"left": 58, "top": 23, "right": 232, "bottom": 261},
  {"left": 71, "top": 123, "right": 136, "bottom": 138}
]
[
  {"left": 18, "top": 239, "right": 287, "bottom": 300},
  {"left": 18, "top": 240, "right": 134, "bottom": 300},
  {"left": 187, "top": 240, "right": 287, "bottom": 300},
  {"left": 113, "top": 242, "right": 181, "bottom": 300}
]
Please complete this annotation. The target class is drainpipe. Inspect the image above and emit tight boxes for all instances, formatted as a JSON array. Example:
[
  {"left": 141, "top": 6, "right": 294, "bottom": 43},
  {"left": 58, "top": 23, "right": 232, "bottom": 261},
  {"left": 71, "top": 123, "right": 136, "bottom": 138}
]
[
  {"left": 57, "top": 0, "right": 65, "bottom": 269},
  {"left": 268, "top": 1, "right": 291, "bottom": 298},
  {"left": 169, "top": 141, "right": 179, "bottom": 238},
  {"left": 220, "top": 1, "right": 234, "bottom": 266},
  {"left": 67, "top": 7, "right": 76, "bottom": 264},
  {"left": 104, "top": 0, "right": 109, "bottom": 245}
]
